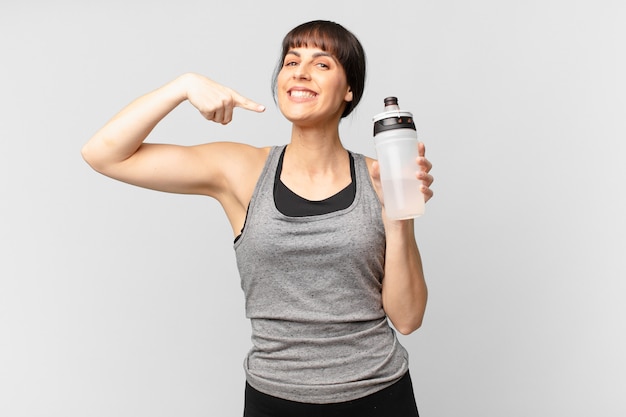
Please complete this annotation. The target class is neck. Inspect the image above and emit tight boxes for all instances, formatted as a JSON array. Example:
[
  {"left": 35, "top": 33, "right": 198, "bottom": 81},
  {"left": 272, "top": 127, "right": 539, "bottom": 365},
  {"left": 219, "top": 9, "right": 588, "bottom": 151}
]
[{"left": 287, "top": 124, "right": 346, "bottom": 172}]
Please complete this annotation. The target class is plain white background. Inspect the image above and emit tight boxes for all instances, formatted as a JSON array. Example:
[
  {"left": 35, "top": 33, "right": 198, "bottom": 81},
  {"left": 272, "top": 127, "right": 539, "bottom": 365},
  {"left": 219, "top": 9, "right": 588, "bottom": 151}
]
[{"left": 1, "top": 0, "right": 624, "bottom": 416}]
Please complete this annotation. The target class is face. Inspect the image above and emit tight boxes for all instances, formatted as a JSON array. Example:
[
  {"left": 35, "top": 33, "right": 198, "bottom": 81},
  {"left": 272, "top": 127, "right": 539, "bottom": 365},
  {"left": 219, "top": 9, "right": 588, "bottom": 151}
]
[{"left": 276, "top": 46, "right": 353, "bottom": 126}]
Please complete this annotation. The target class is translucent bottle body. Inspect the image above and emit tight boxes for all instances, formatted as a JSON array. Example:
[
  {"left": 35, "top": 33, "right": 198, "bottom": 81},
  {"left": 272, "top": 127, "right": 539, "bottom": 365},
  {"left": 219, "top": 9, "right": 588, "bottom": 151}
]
[{"left": 374, "top": 128, "right": 424, "bottom": 219}]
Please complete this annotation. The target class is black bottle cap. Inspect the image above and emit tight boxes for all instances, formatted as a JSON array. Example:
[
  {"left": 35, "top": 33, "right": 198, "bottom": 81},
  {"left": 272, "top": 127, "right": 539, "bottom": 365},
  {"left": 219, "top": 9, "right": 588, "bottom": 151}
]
[{"left": 374, "top": 116, "right": 415, "bottom": 135}]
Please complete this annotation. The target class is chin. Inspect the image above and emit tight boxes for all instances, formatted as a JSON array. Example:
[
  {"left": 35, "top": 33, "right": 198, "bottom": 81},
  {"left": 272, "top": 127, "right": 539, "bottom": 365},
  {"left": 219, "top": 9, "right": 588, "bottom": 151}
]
[{"left": 280, "top": 107, "right": 314, "bottom": 124}]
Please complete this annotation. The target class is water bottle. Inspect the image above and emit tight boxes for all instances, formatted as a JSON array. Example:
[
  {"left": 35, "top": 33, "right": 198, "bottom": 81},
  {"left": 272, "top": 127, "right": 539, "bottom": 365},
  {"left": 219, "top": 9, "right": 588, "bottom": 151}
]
[{"left": 373, "top": 96, "right": 425, "bottom": 219}]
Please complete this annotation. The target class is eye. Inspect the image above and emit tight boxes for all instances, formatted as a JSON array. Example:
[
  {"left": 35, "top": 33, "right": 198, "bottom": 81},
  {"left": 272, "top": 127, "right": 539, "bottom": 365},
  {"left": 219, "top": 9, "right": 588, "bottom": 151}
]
[
  {"left": 316, "top": 62, "right": 329, "bottom": 69},
  {"left": 283, "top": 58, "right": 299, "bottom": 67}
]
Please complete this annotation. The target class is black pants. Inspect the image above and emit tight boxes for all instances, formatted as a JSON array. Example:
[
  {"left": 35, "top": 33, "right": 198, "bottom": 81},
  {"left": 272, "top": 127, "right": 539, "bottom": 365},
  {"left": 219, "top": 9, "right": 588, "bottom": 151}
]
[{"left": 244, "top": 372, "right": 420, "bottom": 417}]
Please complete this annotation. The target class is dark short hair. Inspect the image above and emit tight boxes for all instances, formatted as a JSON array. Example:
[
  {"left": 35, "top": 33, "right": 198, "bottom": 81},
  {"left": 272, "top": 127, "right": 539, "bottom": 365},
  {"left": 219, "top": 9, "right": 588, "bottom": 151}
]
[{"left": 272, "top": 20, "right": 367, "bottom": 118}]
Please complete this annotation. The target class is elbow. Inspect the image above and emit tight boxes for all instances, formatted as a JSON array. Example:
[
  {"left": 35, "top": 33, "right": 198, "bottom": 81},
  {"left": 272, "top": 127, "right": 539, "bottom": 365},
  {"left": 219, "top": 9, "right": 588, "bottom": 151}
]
[
  {"left": 81, "top": 142, "right": 108, "bottom": 173},
  {"left": 395, "top": 319, "right": 423, "bottom": 336},
  {"left": 81, "top": 143, "right": 97, "bottom": 169},
  {"left": 384, "top": 295, "right": 428, "bottom": 336},
  {"left": 390, "top": 313, "right": 424, "bottom": 336}
]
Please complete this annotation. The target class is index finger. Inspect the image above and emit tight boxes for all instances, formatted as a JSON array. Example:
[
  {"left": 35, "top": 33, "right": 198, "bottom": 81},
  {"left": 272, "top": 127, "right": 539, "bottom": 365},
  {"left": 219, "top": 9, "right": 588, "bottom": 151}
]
[
  {"left": 233, "top": 92, "right": 266, "bottom": 113},
  {"left": 418, "top": 141, "right": 427, "bottom": 157},
  {"left": 417, "top": 142, "right": 432, "bottom": 173}
]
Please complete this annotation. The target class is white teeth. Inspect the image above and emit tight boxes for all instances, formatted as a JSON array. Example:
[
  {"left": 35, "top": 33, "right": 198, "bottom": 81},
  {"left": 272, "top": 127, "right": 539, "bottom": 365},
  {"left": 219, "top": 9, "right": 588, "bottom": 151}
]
[{"left": 290, "top": 90, "right": 317, "bottom": 98}]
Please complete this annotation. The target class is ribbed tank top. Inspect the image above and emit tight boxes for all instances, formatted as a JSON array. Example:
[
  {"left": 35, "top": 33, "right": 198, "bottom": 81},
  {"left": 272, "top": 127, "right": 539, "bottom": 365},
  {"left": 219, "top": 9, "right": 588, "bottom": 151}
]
[{"left": 234, "top": 145, "right": 409, "bottom": 404}]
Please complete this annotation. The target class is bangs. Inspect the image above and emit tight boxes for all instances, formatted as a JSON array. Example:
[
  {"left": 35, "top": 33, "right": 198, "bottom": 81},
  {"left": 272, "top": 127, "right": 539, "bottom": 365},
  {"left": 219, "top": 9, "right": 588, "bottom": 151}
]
[
  {"left": 283, "top": 22, "right": 350, "bottom": 66},
  {"left": 284, "top": 26, "right": 343, "bottom": 60}
]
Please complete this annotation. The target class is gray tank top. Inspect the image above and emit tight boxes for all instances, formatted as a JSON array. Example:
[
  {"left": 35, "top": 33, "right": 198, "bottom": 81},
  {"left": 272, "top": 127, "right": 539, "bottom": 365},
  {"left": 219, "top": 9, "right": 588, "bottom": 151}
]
[{"left": 234, "top": 145, "right": 409, "bottom": 404}]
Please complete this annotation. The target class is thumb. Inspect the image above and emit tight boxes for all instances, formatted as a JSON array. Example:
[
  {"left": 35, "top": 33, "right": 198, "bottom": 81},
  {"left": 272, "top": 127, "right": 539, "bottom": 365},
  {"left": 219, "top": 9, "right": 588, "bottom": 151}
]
[{"left": 371, "top": 160, "right": 381, "bottom": 180}]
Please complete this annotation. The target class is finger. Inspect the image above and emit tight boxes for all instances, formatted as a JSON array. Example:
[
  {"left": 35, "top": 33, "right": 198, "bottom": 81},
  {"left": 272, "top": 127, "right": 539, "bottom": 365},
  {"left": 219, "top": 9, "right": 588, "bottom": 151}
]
[
  {"left": 221, "top": 103, "right": 234, "bottom": 125},
  {"left": 417, "top": 172, "right": 434, "bottom": 187},
  {"left": 233, "top": 91, "right": 266, "bottom": 113},
  {"left": 201, "top": 110, "right": 215, "bottom": 121},
  {"left": 417, "top": 156, "right": 432, "bottom": 173},
  {"left": 213, "top": 107, "right": 225, "bottom": 124},
  {"left": 416, "top": 142, "right": 432, "bottom": 173},
  {"left": 418, "top": 141, "right": 426, "bottom": 157},
  {"left": 421, "top": 184, "right": 434, "bottom": 203}
]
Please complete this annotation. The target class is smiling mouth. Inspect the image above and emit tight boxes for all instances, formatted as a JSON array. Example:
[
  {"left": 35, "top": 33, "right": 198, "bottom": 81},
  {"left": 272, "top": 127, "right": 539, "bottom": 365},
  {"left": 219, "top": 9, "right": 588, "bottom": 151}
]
[{"left": 289, "top": 90, "right": 317, "bottom": 99}]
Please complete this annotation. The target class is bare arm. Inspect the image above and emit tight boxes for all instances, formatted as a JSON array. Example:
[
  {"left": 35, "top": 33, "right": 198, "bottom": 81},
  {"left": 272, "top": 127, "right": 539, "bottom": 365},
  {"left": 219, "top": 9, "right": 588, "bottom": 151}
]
[
  {"left": 81, "top": 73, "right": 266, "bottom": 196},
  {"left": 369, "top": 142, "right": 434, "bottom": 335},
  {"left": 380, "top": 219, "right": 428, "bottom": 335}
]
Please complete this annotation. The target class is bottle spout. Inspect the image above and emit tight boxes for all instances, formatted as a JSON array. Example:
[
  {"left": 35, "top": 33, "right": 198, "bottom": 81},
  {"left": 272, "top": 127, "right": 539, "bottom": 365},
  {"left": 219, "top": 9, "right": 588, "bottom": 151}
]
[{"left": 384, "top": 96, "right": 400, "bottom": 111}]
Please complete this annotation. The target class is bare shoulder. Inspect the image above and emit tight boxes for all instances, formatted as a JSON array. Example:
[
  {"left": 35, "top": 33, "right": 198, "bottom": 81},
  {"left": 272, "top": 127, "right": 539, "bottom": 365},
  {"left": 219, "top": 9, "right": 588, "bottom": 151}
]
[{"left": 193, "top": 141, "right": 270, "bottom": 196}]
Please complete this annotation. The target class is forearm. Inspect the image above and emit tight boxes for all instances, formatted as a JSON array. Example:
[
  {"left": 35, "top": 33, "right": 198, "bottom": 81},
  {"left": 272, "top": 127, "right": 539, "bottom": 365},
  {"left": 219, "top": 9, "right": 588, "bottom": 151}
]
[
  {"left": 381, "top": 218, "right": 428, "bottom": 335},
  {"left": 81, "top": 74, "right": 189, "bottom": 170}
]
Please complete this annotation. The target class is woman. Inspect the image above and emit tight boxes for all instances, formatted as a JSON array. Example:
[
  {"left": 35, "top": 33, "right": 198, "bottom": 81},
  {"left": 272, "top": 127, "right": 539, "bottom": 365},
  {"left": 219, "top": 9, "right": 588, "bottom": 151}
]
[{"left": 82, "top": 20, "right": 433, "bottom": 417}]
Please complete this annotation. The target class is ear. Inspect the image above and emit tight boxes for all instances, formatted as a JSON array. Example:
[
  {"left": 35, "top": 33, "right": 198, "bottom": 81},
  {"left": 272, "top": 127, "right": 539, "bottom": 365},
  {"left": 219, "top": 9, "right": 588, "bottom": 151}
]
[{"left": 344, "top": 87, "right": 353, "bottom": 103}]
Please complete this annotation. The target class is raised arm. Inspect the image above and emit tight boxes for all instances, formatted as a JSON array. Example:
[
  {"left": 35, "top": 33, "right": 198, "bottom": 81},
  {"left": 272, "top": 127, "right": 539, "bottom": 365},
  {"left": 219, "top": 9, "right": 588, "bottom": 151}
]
[
  {"left": 81, "top": 73, "right": 266, "bottom": 197},
  {"left": 369, "top": 142, "right": 434, "bottom": 335}
]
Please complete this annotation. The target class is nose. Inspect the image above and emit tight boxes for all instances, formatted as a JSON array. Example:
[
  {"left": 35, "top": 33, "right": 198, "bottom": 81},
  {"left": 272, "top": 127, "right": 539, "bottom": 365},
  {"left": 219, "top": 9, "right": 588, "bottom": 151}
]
[{"left": 293, "top": 65, "right": 310, "bottom": 80}]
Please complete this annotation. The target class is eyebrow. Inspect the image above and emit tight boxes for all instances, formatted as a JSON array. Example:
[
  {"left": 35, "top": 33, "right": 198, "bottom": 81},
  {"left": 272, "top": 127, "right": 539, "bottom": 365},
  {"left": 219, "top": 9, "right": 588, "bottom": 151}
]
[{"left": 286, "top": 50, "right": 336, "bottom": 60}]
